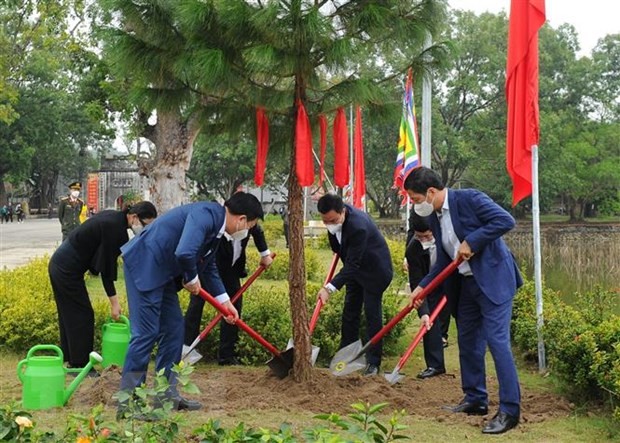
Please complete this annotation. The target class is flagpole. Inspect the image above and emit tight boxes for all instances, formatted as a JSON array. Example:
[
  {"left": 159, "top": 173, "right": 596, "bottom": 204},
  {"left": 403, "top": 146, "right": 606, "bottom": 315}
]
[
  {"left": 311, "top": 149, "right": 335, "bottom": 192},
  {"left": 532, "top": 144, "right": 546, "bottom": 372},
  {"left": 421, "top": 34, "right": 432, "bottom": 168},
  {"left": 349, "top": 104, "right": 354, "bottom": 205}
]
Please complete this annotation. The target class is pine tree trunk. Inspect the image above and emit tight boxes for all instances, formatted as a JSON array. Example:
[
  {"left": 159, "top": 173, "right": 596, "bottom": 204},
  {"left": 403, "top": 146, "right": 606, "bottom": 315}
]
[
  {"left": 142, "top": 110, "right": 200, "bottom": 213},
  {"left": 288, "top": 117, "right": 313, "bottom": 382}
]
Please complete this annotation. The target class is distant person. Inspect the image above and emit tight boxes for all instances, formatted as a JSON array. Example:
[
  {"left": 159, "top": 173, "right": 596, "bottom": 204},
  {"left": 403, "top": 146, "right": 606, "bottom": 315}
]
[
  {"left": 58, "top": 182, "right": 84, "bottom": 241},
  {"left": 47, "top": 202, "right": 53, "bottom": 219},
  {"left": 184, "top": 222, "right": 273, "bottom": 365},
  {"left": 6, "top": 202, "right": 13, "bottom": 223},
  {"left": 15, "top": 204, "right": 25, "bottom": 223},
  {"left": 280, "top": 207, "right": 289, "bottom": 248},
  {"left": 0, "top": 205, "right": 6, "bottom": 223},
  {"left": 316, "top": 194, "right": 393, "bottom": 376},
  {"left": 48, "top": 202, "right": 157, "bottom": 374},
  {"left": 405, "top": 166, "right": 522, "bottom": 435},
  {"left": 405, "top": 211, "right": 446, "bottom": 379},
  {"left": 118, "top": 192, "right": 263, "bottom": 415}
]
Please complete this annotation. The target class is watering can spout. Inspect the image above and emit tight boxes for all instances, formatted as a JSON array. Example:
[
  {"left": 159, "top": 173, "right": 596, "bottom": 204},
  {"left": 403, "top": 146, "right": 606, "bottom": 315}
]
[{"left": 64, "top": 352, "right": 103, "bottom": 404}]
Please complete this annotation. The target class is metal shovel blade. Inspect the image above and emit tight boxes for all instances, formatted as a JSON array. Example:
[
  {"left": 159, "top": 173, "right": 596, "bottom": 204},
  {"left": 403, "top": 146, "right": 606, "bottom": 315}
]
[
  {"left": 384, "top": 369, "right": 405, "bottom": 385},
  {"left": 285, "top": 338, "right": 320, "bottom": 365},
  {"left": 266, "top": 349, "right": 294, "bottom": 379},
  {"left": 181, "top": 345, "right": 203, "bottom": 365},
  {"left": 329, "top": 340, "right": 367, "bottom": 376}
]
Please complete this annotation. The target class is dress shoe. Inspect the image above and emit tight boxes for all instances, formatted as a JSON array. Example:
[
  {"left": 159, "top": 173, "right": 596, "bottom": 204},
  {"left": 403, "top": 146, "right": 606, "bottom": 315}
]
[
  {"left": 482, "top": 411, "right": 519, "bottom": 434},
  {"left": 443, "top": 399, "right": 488, "bottom": 415},
  {"left": 362, "top": 364, "right": 380, "bottom": 376},
  {"left": 218, "top": 357, "right": 241, "bottom": 366},
  {"left": 172, "top": 396, "right": 202, "bottom": 411},
  {"left": 416, "top": 367, "right": 446, "bottom": 379},
  {"left": 442, "top": 337, "right": 449, "bottom": 348}
]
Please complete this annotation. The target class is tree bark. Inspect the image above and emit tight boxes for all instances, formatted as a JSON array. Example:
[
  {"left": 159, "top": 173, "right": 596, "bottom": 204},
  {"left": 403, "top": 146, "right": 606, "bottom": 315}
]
[
  {"left": 140, "top": 110, "right": 201, "bottom": 213},
  {"left": 288, "top": 108, "right": 312, "bottom": 382}
]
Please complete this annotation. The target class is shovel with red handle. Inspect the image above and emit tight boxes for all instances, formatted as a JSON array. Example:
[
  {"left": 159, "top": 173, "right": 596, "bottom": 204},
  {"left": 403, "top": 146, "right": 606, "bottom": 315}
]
[
  {"left": 283, "top": 253, "right": 339, "bottom": 365},
  {"left": 182, "top": 253, "right": 276, "bottom": 363},
  {"left": 329, "top": 257, "right": 463, "bottom": 376},
  {"left": 196, "top": 287, "right": 293, "bottom": 379},
  {"left": 384, "top": 295, "right": 448, "bottom": 384}
]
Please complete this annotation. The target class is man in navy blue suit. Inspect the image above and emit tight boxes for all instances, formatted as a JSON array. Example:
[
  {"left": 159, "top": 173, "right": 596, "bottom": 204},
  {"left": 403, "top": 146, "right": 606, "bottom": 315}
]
[
  {"left": 405, "top": 167, "right": 522, "bottom": 435},
  {"left": 118, "top": 192, "right": 263, "bottom": 416},
  {"left": 316, "top": 194, "right": 393, "bottom": 376}
]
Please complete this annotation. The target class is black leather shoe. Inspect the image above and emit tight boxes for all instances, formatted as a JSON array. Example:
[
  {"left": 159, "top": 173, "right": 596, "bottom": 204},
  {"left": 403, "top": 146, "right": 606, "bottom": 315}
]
[
  {"left": 172, "top": 396, "right": 202, "bottom": 411},
  {"left": 218, "top": 357, "right": 241, "bottom": 366},
  {"left": 417, "top": 367, "right": 446, "bottom": 379},
  {"left": 443, "top": 400, "right": 488, "bottom": 415},
  {"left": 482, "top": 411, "right": 519, "bottom": 434},
  {"left": 362, "top": 364, "right": 380, "bottom": 376}
]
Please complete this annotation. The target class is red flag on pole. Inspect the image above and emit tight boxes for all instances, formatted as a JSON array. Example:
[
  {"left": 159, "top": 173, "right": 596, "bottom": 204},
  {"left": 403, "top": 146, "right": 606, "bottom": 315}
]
[
  {"left": 333, "top": 107, "right": 349, "bottom": 188},
  {"left": 318, "top": 114, "right": 327, "bottom": 188},
  {"left": 353, "top": 106, "right": 365, "bottom": 209},
  {"left": 506, "top": 0, "right": 545, "bottom": 206},
  {"left": 254, "top": 107, "right": 269, "bottom": 186},
  {"left": 295, "top": 100, "right": 314, "bottom": 187}
]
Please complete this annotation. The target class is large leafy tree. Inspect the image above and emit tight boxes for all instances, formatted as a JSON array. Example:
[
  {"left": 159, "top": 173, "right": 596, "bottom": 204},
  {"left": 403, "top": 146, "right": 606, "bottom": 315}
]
[{"left": 173, "top": 0, "right": 448, "bottom": 380}]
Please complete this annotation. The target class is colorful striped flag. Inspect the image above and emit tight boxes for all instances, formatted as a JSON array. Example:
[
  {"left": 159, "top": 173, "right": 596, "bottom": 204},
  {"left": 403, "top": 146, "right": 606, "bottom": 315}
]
[{"left": 393, "top": 69, "right": 421, "bottom": 193}]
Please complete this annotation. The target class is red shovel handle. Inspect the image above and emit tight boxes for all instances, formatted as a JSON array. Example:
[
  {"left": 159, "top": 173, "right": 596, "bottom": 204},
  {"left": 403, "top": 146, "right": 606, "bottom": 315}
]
[
  {"left": 396, "top": 295, "right": 448, "bottom": 370},
  {"left": 197, "top": 288, "right": 281, "bottom": 357},
  {"left": 309, "top": 253, "right": 339, "bottom": 334},
  {"left": 196, "top": 253, "right": 275, "bottom": 341},
  {"left": 368, "top": 257, "right": 462, "bottom": 346}
]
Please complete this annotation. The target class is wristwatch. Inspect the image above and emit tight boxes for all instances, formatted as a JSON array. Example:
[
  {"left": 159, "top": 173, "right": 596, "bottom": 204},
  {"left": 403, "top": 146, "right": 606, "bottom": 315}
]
[{"left": 324, "top": 285, "right": 335, "bottom": 294}]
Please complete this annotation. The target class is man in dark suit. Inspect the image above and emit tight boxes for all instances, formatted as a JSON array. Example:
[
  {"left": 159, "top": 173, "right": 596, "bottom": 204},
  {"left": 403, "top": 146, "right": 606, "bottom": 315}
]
[
  {"left": 183, "top": 223, "right": 273, "bottom": 365},
  {"left": 405, "top": 167, "right": 522, "bottom": 435},
  {"left": 316, "top": 194, "right": 393, "bottom": 376},
  {"left": 405, "top": 212, "right": 446, "bottom": 379},
  {"left": 118, "top": 192, "right": 263, "bottom": 415}
]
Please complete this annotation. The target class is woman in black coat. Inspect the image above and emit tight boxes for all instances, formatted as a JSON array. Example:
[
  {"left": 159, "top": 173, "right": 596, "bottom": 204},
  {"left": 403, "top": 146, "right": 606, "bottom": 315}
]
[{"left": 49, "top": 201, "right": 157, "bottom": 370}]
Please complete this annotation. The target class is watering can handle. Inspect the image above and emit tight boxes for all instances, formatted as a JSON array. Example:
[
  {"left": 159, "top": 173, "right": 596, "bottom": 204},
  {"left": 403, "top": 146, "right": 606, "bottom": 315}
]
[
  {"left": 26, "top": 344, "right": 63, "bottom": 360},
  {"left": 16, "top": 359, "right": 26, "bottom": 383},
  {"left": 103, "top": 314, "right": 130, "bottom": 332}
]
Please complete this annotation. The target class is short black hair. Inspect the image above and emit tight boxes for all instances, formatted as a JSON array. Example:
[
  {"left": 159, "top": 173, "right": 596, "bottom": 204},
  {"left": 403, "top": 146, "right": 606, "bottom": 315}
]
[
  {"left": 317, "top": 193, "right": 344, "bottom": 214},
  {"left": 410, "top": 212, "right": 430, "bottom": 233},
  {"left": 225, "top": 192, "right": 264, "bottom": 221},
  {"left": 126, "top": 201, "right": 158, "bottom": 220},
  {"left": 403, "top": 167, "right": 445, "bottom": 194}
]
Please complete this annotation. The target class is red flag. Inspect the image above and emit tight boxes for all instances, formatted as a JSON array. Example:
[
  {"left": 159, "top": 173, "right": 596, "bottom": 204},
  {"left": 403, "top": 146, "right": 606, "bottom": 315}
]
[
  {"left": 353, "top": 106, "right": 365, "bottom": 209},
  {"left": 318, "top": 114, "right": 327, "bottom": 188},
  {"left": 506, "top": 0, "right": 545, "bottom": 206},
  {"left": 254, "top": 107, "right": 269, "bottom": 186},
  {"left": 295, "top": 100, "right": 314, "bottom": 186},
  {"left": 333, "top": 107, "right": 349, "bottom": 188}
]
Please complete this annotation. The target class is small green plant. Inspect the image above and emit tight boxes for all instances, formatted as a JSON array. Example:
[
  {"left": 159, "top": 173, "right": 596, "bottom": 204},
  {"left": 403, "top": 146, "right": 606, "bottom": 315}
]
[{"left": 305, "top": 402, "right": 409, "bottom": 442}]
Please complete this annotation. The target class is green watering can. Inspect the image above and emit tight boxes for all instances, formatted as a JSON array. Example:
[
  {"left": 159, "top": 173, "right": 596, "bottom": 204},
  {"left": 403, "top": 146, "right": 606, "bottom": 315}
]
[
  {"left": 17, "top": 344, "right": 102, "bottom": 410},
  {"left": 101, "top": 315, "right": 131, "bottom": 368}
]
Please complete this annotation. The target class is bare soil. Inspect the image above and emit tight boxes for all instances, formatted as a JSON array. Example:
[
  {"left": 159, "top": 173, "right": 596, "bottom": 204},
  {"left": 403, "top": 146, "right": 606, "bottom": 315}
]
[{"left": 75, "top": 365, "right": 572, "bottom": 427}]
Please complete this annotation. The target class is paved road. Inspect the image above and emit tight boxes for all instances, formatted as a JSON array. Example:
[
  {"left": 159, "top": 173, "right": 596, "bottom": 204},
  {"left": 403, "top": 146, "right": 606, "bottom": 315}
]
[{"left": 0, "top": 218, "right": 62, "bottom": 270}]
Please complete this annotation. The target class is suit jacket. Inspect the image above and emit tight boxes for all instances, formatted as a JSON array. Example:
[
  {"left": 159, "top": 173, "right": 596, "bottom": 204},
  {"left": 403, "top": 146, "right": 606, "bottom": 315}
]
[
  {"left": 419, "top": 189, "right": 522, "bottom": 305},
  {"left": 216, "top": 224, "right": 268, "bottom": 278},
  {"left": 121, "top": 202, "right": 226, "bottom": 295},
  {"left": 406, "top": 239, "right": 442, "bottom": 317},
  {"left": 328, "top": 204, "right": 393, "bottom": 294}
]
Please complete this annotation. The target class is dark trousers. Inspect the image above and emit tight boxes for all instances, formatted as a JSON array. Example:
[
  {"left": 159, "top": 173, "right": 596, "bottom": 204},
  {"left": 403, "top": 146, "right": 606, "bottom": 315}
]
[
  {"left": 457, "top": 276, "right": 521, "bottom": 416},
  {"left": 340, "top": 281, "right": 383, "bottom": 367},
  {"left": 183, "top": 274, "right": 241, "bottom": 361},
  {"left": 421, "top": 293, "right": 446, "bottom": 371},
  {"left": 48, "top": 259, "right": 94, "bottom": 368},
  {"left": 120, "top": 265, "right": 184, "bottom": 397}
]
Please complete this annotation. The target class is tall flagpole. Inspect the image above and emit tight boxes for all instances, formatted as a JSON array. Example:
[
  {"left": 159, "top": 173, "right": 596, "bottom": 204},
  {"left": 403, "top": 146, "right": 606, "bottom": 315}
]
[
  {"left": 349, "top": 104, "right": 354, "bottom": 205},
  {"left": 532, "top": 144, "right": 546, "bottom": 371},
  {"left": 421, "top": 34, "right": 432, "bottom": 168}
]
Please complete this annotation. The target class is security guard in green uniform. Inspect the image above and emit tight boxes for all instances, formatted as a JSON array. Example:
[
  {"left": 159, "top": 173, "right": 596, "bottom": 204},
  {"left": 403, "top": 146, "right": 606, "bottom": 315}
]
[{"left": 58, "top": 181, "right": 84, "bottom": 241}]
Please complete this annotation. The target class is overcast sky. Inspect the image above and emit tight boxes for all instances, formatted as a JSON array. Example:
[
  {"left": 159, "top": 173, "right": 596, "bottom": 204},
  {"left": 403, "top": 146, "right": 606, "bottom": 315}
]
[{"left": 448, "top": 0, "right": 619, "bottom": 56}]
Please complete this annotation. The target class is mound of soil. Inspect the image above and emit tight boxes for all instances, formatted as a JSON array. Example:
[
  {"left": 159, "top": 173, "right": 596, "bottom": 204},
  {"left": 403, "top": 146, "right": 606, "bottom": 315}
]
[{"left": 75, "top": 365, "right": 572, "bottom": 427}]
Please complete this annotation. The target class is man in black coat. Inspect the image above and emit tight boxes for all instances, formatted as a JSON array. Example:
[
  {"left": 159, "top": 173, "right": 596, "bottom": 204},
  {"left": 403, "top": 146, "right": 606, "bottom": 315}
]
[
  {"left": 183, "top": 223, "right": 272, "bottom": 364},
  {"left": 405, "top": 212, "right": 447, "bottom": 379},
  {"left": 316, "top": 194, "right": 393, "bottom": 376}
]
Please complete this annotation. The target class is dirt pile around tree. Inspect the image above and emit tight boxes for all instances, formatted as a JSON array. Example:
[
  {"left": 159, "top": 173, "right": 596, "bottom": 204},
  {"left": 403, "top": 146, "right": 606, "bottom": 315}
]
[{"left": 75, "top": 366, "right": 572, "bottom": 426}]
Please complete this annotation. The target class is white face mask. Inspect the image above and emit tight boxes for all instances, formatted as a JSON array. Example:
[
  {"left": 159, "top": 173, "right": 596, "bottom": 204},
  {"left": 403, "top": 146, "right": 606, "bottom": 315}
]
[
  {"left": 131, "top": 223, "right": 144, "bottom": 235},
  {"left": 414, "top": 192, "right": 435, "bottom": 217},
  {"left": 231, "top": 228, "right": 249, "bottom": 241},
  {"left": 326, "top": 223, "right": 342, "bottom": 235},
  {"left": 421, "top": 239, "right": 435, "bottom": 250},
  {"left": 70, "top": 190, "right": 80, "bottom": 198}
]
